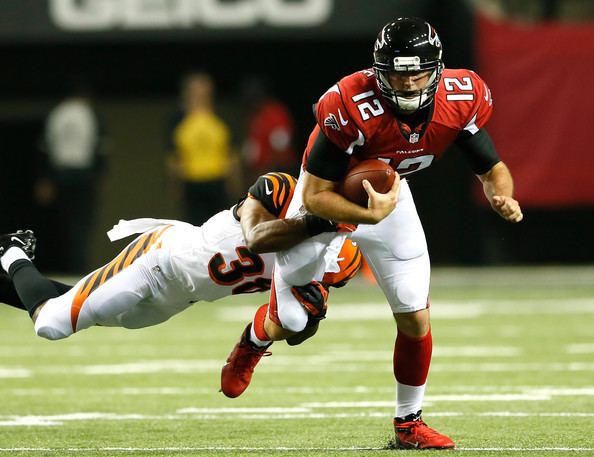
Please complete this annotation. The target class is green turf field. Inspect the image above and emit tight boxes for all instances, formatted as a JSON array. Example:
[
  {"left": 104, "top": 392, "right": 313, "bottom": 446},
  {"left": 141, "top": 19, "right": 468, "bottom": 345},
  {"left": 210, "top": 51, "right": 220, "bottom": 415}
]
[{"left": 1, "top": 266, "right": 593, "bottom": 457}]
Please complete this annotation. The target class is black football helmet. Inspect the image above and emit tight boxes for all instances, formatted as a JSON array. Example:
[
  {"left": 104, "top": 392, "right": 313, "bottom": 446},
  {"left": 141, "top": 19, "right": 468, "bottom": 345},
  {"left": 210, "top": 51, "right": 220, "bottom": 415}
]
[{"left": 373, "top": 17, "right": 444, "bottom": 113}]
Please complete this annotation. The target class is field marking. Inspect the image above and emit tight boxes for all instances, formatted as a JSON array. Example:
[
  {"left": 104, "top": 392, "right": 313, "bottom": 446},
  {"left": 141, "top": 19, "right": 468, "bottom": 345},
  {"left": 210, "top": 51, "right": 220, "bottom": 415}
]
[
  {"left": 567, "top": 343, "right": 594, "bottom": 354},
  {"left": 26, "top": 360, "right": 594, "bottom": 376},
  {"left": 4, "top": 359, "right": 594, "bottom": 378},
  {"left": 1, "top": 446, "right": 594, "bottom": 453},
  {"left": 0, "top": 345, "right": 523, "bottom": 378},
  {"left": 430, "top": 362, "right": 594, "bottom": 372},
  {"left": 0, "top": 368, "right": 30, "bottom": 378},
  {"left": 4, "top": 386, "right": 394, "bottom": 396},
  {"left": 302, "top": 393, "right": 553, "bottom": 407},
  {"left": 459, "top": 449, "right": 594, "bottom": 453},
  {"left": 216, "top": 298, "right": 594, "bottom": 322},
  {"left": 1, "top": 410, "right": 593, "bottom": 426},
  {"left": 177, "top": 407, "right": 312, "bottom": 414},
  {"left": 80, "top": 359, "right": 223, "bottom": 374},
  {"left": 435, "top": 346, "right": 521, "bottom": 357},
  {"left": 5, "top": 385, "right": 594, "bottom": 397}
]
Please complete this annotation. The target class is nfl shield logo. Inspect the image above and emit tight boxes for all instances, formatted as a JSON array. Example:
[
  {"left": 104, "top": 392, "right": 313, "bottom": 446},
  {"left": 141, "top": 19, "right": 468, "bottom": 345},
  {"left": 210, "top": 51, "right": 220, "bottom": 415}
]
[{"left": 409, "top": 132, "right": 420, "bottom": 144}]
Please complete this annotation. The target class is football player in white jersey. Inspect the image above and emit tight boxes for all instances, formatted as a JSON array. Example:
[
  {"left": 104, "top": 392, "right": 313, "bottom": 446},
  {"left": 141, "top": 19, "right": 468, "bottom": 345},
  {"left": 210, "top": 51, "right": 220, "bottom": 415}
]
[{"left": 0, "top": 172, "right": 360, "bottom": 342}]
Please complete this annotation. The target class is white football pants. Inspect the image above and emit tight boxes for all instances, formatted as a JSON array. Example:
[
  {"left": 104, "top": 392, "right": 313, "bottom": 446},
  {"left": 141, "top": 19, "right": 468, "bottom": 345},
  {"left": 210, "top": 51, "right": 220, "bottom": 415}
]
[{"left": 272, "top": 177, "right": 430, "bottom": 332}]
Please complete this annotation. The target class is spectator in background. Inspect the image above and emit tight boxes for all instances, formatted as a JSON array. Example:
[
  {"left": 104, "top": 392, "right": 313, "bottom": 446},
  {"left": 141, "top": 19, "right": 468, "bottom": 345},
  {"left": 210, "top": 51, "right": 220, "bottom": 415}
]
[
  {"left": 167, "top": 72, "right": 236, "bottom": 225},
  {"left": 35, "top": 82, "right": 107, "bottom": 274},
  {"left": 240, "top": 76, "right": 298, "bottom": 184}
]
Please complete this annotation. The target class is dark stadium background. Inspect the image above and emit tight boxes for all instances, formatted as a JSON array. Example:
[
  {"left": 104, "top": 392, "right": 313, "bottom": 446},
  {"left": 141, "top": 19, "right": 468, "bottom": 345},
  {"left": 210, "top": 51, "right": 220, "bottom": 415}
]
[{"left": 1, "top": 0, "right": 593, "bottom": 272}]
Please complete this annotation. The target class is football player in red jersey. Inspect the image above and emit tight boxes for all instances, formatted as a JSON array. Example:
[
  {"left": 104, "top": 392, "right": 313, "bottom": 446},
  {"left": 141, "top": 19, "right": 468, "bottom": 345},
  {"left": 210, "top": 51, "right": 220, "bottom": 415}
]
[{"left": 222, "top": 18, "right": 523, "bottom": 449}]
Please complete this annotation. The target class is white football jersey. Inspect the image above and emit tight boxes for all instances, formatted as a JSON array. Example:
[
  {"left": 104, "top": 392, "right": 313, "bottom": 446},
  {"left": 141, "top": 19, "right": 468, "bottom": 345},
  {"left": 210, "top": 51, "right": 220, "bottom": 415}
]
[{"left": 34, "top": 173, "right": 299, "bottom": 337}]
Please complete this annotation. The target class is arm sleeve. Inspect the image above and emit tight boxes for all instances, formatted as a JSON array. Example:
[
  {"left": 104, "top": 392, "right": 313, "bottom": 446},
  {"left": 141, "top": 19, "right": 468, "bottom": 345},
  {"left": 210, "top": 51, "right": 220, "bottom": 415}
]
[
  {"left": 455, "top": 128, "right": 501, "bottom": 175},
  {"left": 305, "top": 131, "right": 351, "bottom": 182}
]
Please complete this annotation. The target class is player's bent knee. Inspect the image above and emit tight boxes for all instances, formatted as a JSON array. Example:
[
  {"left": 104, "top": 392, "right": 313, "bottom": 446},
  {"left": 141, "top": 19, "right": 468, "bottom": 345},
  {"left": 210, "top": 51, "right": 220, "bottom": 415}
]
[
  {"left": 277, "top": 307, "right": 309, "bottom": 333},
  {"left": 33, "top": 303, "right": 74, "bottom": 340},
  {"left": 395, "top": 282, "right": 428, "bottom": 312},
  {"left": 35, "top": 325, "right": 71, "bottom": 340}
]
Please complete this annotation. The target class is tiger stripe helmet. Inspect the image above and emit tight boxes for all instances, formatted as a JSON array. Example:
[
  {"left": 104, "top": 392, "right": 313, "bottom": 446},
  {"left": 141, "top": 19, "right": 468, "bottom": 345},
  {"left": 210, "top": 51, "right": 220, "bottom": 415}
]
[{"left": 323, "top": 239, "right": 363, "bottom": 288}]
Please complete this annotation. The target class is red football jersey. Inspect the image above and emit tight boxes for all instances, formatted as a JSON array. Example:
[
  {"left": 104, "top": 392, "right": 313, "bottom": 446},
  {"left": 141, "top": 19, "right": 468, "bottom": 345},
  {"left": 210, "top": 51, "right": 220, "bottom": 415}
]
[{"left": 303, "top": 68, "right": 493, "bottom": 177}]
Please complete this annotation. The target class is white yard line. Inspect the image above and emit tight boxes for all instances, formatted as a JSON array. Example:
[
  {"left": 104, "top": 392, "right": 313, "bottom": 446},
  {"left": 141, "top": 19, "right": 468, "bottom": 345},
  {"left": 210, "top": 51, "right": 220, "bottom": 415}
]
[
  {"left": 302, "top": 393, "right": 553, "bottom": 406},
  {"left": 567, "top": 343, "right": 594, "bottom": 354},
  {"left": 0, "top": 345, "right": 524, "bottom": 378},
  {"left": 430, "top": 362, "right": 594, "bottom": 372},
  {"left": 1, "top": 446, "right": 593, "bottom": 452},
  {"left": 25, "top": 360, "right": 594, "bottom": 375},
  {"left": 0, "top": 368, "right": 30, "bottom": 378},
  {"left": 5, "top": 385, "right": 594, "bottom": 397},
  {"left": 4, "top": 360, "right": 594, "bottom": 378},
  {"left": 1, "top": 410, "right": 593, "bottom": 426},
  {"left": 216, "top": 298, "right": 594, "bottom": 322}
]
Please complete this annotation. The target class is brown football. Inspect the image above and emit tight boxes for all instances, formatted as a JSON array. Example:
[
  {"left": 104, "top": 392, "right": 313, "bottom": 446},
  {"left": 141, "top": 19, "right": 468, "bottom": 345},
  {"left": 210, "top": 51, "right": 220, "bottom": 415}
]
[{"left": 339, "top": 160, "right": 396, "bottom": 207}]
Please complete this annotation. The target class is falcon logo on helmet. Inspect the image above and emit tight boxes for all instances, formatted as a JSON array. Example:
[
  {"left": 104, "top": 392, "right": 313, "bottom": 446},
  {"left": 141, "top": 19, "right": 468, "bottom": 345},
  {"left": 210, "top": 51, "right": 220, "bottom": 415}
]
[{"left": 427, "top": 23, "right": 441, "bottom": 47}]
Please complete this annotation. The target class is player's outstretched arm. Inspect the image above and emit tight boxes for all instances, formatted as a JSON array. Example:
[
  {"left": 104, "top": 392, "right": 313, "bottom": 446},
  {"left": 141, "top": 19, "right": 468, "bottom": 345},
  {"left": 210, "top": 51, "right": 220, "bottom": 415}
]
[
  {"left": 478, "top": 161, "right": 523, "bottom": 223},
  {"left": 302, "top": 171, "right": 399, "bottom": 225},
  {"left": 238, "top": 197, "right": 336, "bottom": 253}
]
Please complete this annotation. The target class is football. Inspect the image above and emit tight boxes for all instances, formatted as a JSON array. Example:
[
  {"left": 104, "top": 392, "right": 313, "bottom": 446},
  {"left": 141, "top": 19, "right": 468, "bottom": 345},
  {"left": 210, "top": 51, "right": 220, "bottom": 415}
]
[{"left": 339, "top": 160, "right": 396, "bottom": 207}]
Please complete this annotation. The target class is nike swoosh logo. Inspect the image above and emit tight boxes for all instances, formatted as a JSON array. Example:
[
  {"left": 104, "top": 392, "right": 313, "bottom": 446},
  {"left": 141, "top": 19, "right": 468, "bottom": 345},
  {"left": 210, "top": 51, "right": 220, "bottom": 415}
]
[
  {"left": 264, "top": 180, "right": 273, "bottom": 195},
  {"left": 10, "top": 237, "right": 25, "bottom": 245},
  {"left": 338, "top": 108, "right": 349, "bottom": 126}
]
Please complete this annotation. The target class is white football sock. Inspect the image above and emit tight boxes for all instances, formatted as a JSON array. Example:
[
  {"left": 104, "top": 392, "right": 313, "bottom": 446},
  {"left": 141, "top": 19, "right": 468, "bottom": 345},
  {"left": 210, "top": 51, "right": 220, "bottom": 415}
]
[
  {"left": 396, "top": 382, "right": 426, "bottom": 418},
  {"left": 249, "top": 324, "right": 271, "bottom": 347},
  {"left": 1, "top": 247, "right": 29, "bottom": 273}
]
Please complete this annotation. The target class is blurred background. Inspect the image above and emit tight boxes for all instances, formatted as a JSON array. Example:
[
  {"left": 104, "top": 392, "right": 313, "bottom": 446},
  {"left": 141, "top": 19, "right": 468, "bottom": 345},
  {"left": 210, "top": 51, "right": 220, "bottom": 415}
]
[{"left": 0, "top": 0, "right": 593, "bottom": 273}]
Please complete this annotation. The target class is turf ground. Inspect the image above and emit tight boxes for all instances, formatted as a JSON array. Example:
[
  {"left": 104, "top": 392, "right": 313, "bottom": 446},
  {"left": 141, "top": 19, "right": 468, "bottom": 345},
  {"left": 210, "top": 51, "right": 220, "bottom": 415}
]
[{"left": 0, "top": 266, "right": 593, "bottom": 457}]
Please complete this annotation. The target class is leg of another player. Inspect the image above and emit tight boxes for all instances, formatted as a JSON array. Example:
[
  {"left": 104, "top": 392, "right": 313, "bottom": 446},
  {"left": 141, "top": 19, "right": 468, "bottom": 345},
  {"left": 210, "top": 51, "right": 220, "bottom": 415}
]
[
  {"left": 0, "top": 246, "right": 61, "bottom": 321},
  {"left": 221, "top": 266, "right": 330, "bottom": 398},
  {"left": 220, "top": 303, "right": 275, "bottom": 398},
  {"left": 0, "top": 277, "right": 72, "bottom": 312}
]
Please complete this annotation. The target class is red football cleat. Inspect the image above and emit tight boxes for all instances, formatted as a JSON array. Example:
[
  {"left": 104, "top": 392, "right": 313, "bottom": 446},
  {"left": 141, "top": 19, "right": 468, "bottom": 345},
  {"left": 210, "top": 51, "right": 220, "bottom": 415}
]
[
  {"left": 393, "top": 411, "right": 455, "bottom": 449},
  {"left": 220, "top": 324, "right": 271, "bottom": 398}
]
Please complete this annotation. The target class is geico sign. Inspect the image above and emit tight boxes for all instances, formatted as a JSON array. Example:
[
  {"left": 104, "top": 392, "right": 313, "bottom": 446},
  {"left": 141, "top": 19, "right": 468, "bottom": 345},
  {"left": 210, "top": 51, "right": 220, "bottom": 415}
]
[{"left": 50, "top": 0, "right": 334, "bottom": 30}]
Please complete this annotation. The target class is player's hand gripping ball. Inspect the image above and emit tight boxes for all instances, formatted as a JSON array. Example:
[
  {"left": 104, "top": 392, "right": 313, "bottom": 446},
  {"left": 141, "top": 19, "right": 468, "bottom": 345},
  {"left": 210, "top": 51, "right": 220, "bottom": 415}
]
[{"left": 339, "top": 160, "right": 396, "bottom": 207}]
